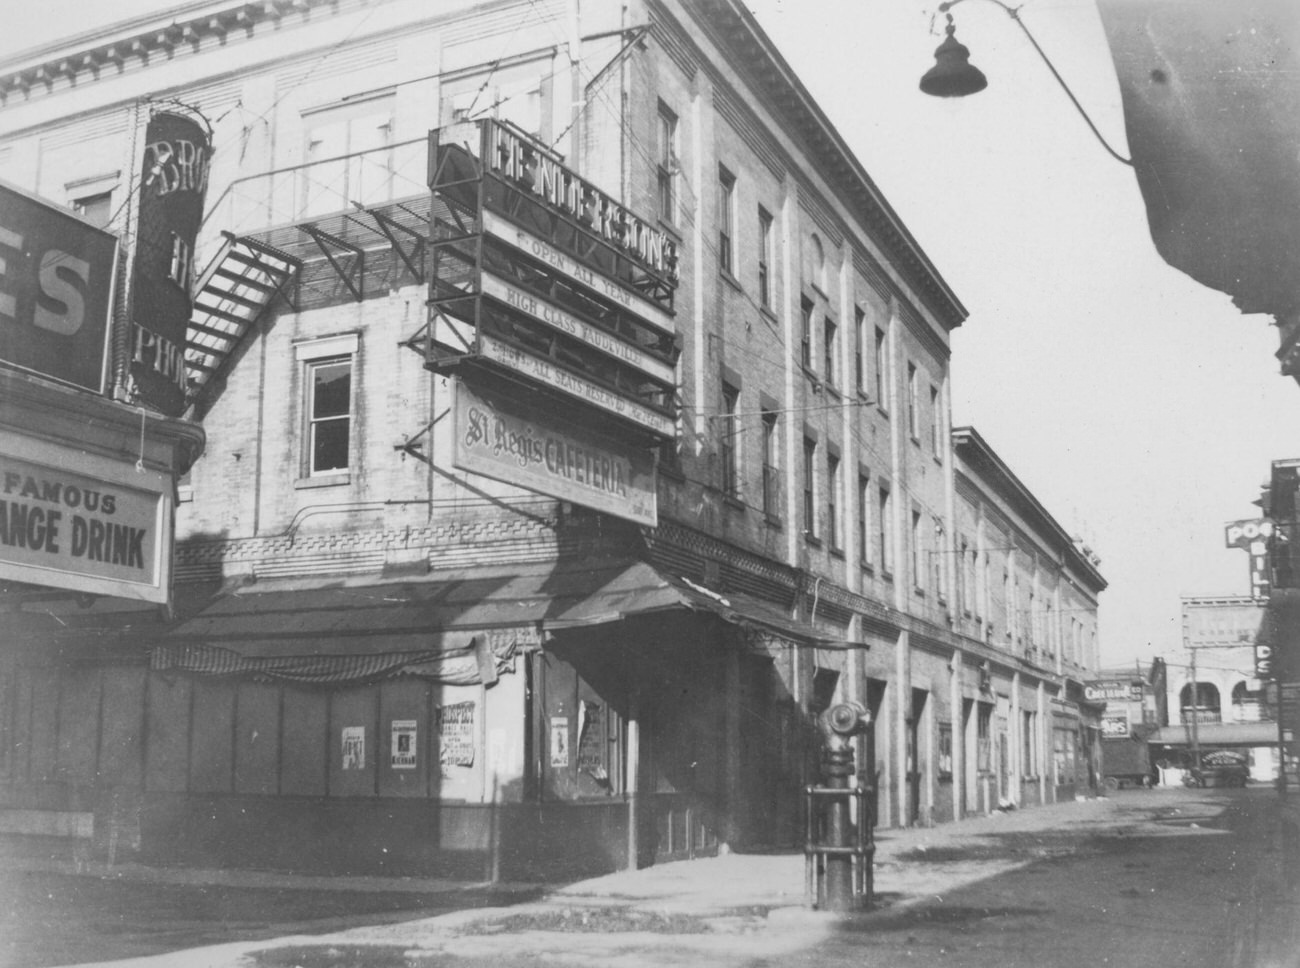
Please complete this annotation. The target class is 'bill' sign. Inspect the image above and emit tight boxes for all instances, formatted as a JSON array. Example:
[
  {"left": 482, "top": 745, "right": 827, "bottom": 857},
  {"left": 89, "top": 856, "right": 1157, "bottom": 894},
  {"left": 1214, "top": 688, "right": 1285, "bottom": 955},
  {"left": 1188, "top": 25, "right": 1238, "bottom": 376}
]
[{"left": 0, "top": 179, "right": 117, "bottom": 393}]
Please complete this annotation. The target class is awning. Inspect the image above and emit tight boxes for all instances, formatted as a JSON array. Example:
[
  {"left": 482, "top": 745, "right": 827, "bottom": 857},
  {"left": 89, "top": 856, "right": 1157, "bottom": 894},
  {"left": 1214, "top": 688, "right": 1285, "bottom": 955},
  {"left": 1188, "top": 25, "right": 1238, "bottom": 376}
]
[
  {"left": 1147, "top": 722, "right": 1280, "bottom": 748},
  {"left": 147, "top": 558, "right": 847, "bottom": 685}
]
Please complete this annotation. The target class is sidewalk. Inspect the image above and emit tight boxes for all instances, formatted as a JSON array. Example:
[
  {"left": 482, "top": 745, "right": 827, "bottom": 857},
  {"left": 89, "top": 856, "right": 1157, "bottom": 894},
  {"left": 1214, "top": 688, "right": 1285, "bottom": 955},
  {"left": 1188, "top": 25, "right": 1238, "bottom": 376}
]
[{"left": 27, "top": 793, "right": 1138, "bottom": 968}]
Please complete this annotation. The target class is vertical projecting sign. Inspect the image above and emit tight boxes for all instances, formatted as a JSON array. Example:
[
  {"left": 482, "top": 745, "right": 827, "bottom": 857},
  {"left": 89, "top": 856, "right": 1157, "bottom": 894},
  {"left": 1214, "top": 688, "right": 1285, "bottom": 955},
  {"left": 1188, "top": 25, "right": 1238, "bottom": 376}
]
[{"left": 129, "top": 110, "right": 211, "bottom": 416}]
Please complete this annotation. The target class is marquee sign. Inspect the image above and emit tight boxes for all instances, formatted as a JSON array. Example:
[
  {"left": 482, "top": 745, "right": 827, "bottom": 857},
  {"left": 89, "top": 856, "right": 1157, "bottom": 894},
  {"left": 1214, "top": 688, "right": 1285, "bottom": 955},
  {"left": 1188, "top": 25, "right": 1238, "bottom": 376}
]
[
  {"left": 427, "top": 121, "right": 678, "bottom": 449},
  {"left": 482, "top": 121, "right": 678, "bottom": 287},
  {"left": 0, "top": 433, "right": 172, "bottom": 603},
  {"left": 454, "top": 381, "right": 657, "bottom": 526},
  {"left": 0, "top": 180, "right": 117, "bottom": 394},
  {"left": 477, "top": 334, "right": 674, "bottom": 438}
]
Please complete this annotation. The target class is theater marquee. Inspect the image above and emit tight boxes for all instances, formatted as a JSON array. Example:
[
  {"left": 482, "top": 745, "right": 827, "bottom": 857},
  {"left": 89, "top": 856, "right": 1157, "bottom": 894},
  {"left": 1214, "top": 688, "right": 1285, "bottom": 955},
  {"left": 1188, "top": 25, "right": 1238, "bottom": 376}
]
[{"left": 427, "top": 119, "right": 679, "bottom": 452}]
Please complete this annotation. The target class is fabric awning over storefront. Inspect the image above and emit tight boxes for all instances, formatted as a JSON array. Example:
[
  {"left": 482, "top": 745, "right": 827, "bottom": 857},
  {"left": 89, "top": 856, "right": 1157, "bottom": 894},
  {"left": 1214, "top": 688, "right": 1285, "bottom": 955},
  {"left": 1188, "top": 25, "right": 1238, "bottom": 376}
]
[
  {"left": 147, "top": 558, "right": 846, "bottom": 685},
  {"left": 1147, "top": 722, "right": 1280, "bottom": 748}
]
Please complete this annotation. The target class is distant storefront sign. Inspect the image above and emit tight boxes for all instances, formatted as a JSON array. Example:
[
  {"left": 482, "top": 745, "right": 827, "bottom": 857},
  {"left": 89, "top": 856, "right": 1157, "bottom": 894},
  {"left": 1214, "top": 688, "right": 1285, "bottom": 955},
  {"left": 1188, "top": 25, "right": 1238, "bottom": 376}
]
[
  {"left": 1084, "top": 680, "right": 1143, "bottom": 703},
  {"left": 454, "top": 380, "right": 657, "bottom": 525},
  {"left": 0, "top": 434, "right": 172, "bottom": 603},
  {"left": 1101, "top": 713, "right": 1130, "bottom": 739},
  {"left": 129, "top": 110, "right": 211, "bottom": 416},
  {"left": 0, "top": 179, "right": 117, "bottom": 394},
  {"left": 1182, "top": 597, "right": 1267, "bottom": 649}
]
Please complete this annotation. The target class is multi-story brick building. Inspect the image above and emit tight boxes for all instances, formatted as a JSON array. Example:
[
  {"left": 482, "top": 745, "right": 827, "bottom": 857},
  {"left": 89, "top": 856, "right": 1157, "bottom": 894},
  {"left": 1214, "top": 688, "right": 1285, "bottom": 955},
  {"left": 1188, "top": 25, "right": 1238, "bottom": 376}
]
[{"left": 0, "top": 0, "right": 1104, "bottom": 878}]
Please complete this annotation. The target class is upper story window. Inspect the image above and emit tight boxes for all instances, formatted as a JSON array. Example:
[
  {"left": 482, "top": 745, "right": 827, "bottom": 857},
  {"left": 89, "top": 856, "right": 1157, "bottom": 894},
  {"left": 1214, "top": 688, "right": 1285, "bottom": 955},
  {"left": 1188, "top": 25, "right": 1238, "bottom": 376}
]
[
  {"left": 803, "top": 435, "right": 818, "bottom": 539},
  {"left": 445, "top": 72, "right": 543, "bottom": 138},
  {"left": 858, "top": 472, "right": 872, "bottom": 568},
  {"left": 824, "top": 316, "right": 838, "bottom": 386},
  {"left": 879, "top": 484, "right": 894, "bottom": 575},
  {"left": 302, "top": 97, "right": 394, "bottom": 217},
  {"left": 297, "top": 334, "right": 358, "bottom": 479},
  {"left": 657, "top": 103, "right": 678, "bottom": 225},
  {"left": 875, "top": 325, "right": 889, "bottom": 415},
  {"left": 911, "top": 509, "right": 924, "bottom": 592},
  {"left": 718, "top": 166, "right": 736, "bottom": 277},
  {"left": 855, "top": 307, "right": 867, "bottom": 396},
  {"left": 758, "top": 207, "right": 774, "bottom": 310},
  {"left": 907, "top": 362, "right": 920, "bottom": 440},
  {"left": 761, "top": 410, "right": 779, "bottom": 519},
  {"left": 808, "top": 233, "right": 826, "bottom": 292},
  {"left": 721, "top": 380, "right": 740, "bottom": 498},
  {"left": 827, "top": 452, "right": 842, "bottom": 552},
  {"left": 800, "top": 297, "right": 814, "bottom": 370},
  {"left": 72, "top": 191, "right": 114, "bottom": 229},
  {"left": 930, "top": 384, "right": 942, "bottom": 453}
]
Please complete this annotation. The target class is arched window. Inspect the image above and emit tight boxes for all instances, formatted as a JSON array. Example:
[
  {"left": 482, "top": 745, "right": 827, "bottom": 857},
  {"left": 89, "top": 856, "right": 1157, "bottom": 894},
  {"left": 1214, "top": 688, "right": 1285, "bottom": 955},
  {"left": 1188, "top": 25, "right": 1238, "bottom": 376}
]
[
  {"left": 808, "top": 233, "right": 825, "bottom": 291},
  {"left": 1179, "top": 682, "right": 1221, "bottom": 724},
  {"left": 1231, "top": 681, "right": 1266, "bottom": 722}
]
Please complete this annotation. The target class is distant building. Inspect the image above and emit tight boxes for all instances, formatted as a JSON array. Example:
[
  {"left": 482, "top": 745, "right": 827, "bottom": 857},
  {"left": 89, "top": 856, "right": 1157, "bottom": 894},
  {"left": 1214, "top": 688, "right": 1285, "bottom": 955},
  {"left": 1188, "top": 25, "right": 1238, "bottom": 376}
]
[{"left": 0, "top": 0, "right": 1104, "bottom": 878}]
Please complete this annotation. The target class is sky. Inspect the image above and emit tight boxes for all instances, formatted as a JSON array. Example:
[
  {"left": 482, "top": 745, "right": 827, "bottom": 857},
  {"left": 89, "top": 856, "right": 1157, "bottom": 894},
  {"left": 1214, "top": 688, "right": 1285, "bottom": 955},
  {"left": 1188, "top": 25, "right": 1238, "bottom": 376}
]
[{"left": 6, "top": 0, "right": 1298, "bottom": 669}]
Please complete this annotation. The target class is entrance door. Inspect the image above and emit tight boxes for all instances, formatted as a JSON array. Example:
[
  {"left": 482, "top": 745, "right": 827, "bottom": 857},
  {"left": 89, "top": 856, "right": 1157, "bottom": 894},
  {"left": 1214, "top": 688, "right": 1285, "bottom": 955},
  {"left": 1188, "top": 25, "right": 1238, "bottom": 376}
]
[{"left": 907, "top": 689, "right": 927, "bottom": 825}]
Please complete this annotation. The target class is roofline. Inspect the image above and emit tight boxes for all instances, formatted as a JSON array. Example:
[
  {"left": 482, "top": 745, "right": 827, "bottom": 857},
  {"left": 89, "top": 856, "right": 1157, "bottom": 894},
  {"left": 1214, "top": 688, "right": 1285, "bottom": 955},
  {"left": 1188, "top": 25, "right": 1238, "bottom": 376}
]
[
  {"left": 953, "top": 425, "right": 1107, "bottom": 592},
  {"left": 689, "top": 0, "right": 968, "bottom": 330}
]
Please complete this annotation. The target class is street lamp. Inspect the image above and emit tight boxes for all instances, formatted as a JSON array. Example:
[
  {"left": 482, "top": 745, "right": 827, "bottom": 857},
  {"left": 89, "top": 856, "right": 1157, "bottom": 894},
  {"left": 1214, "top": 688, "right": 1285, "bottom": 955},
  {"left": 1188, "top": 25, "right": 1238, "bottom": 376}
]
[{"left": 919, "top": 0, "right": 1133, "bottom": 167}]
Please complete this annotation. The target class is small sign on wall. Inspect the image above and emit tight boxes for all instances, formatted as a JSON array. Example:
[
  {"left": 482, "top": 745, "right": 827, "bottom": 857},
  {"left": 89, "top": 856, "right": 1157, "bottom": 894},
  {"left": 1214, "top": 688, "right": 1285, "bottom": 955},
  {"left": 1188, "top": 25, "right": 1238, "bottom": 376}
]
[
  {"left": 435, "top": 701, "right": 476, "bottom": 776},
  {"left": 390, "top": 720, "right": 417, "bottom": 770},
  {"left": 549, "top": 716, "right": 570, "bottom": 767},
  {"left": 341, "top": 726, "right": 365, "bottom": 770}
]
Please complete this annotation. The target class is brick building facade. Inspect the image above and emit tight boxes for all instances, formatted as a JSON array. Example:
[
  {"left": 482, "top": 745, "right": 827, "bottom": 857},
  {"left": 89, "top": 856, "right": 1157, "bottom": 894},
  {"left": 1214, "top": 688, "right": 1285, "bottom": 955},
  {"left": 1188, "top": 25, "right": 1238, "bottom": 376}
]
[{"left": 0, "top": 0, "right": 1103, "bottom": 878}]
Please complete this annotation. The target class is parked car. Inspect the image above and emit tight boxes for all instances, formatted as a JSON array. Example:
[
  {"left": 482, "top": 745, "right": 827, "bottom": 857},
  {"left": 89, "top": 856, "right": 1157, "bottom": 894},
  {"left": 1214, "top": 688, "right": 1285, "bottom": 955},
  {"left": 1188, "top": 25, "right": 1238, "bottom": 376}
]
[{"left": 1183, "top": 750, "right": 1250, "bottom": 788}]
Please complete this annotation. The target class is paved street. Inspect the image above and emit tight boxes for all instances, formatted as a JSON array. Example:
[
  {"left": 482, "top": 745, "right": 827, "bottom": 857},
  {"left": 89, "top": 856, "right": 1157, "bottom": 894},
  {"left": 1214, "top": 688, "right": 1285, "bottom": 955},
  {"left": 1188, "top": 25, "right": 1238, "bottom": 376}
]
[{"left": 3, "top": 786, "right": 1298, "bottom": 968}]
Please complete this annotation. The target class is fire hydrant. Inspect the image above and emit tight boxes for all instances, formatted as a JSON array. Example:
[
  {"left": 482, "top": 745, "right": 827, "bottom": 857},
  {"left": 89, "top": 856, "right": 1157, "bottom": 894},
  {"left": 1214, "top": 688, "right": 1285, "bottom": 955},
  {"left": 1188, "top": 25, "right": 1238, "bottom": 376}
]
[{"left": 805, "top": 701, "right": 874, "bottom": 911}]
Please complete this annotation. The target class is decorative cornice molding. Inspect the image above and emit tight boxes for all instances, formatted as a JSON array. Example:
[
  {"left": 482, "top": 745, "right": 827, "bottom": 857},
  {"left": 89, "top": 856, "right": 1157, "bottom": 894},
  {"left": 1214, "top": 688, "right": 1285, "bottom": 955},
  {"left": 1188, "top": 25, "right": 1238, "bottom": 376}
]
[{"left": 0, "top": 0, "right": 348, "bottom": 107}]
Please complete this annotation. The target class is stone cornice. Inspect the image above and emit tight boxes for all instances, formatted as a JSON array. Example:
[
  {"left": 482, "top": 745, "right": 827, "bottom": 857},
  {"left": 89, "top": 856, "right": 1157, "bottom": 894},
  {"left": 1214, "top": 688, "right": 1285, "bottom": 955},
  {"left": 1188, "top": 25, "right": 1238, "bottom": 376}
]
[{"left": 0, "top": 0, "right": 346, "bottom": 107}]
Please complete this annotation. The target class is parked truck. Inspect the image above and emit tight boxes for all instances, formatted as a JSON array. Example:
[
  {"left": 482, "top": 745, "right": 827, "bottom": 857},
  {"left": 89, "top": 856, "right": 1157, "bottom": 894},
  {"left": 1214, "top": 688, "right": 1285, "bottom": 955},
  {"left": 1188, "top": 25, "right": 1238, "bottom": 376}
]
[{"left": 1102, "top": 726, "right": 1155, "bottom": 789}]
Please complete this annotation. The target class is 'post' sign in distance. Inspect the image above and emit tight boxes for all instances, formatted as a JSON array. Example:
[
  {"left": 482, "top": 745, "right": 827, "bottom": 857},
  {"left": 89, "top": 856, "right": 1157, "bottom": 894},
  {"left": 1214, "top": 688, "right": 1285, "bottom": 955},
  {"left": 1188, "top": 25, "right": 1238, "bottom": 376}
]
[{"left": 0, "top": 179, "right": 117, "bottom": 393}]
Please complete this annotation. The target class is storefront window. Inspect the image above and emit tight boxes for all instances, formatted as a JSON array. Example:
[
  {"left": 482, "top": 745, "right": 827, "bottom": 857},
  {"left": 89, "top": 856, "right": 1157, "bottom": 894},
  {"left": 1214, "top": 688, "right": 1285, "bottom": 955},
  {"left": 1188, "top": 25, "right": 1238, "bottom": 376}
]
[{"left": 938, "top": 721, "right": 953, "bottom": 779}]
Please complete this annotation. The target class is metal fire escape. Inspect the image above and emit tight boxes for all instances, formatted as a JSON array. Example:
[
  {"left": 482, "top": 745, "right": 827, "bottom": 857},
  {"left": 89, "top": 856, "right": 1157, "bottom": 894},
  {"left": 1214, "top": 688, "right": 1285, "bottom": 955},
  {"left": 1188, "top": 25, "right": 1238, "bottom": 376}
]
[{"left": 184, "top": 232, "right": 300, "bottom": 412}]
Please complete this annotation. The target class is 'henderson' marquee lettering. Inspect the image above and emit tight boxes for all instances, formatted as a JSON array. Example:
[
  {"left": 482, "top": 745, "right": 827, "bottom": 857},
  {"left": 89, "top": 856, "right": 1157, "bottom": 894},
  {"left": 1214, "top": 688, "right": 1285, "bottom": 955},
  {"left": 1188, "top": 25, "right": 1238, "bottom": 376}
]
[{"left": 485, "top": 121, "right": 679, "bottom": 286}]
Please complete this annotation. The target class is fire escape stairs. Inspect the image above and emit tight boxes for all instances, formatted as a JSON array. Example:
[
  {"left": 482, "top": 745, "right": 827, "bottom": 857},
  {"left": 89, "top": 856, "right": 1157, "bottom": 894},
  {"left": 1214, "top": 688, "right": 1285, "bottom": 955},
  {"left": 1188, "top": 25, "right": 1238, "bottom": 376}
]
[{"left": 184, "top": 231, "right": 301, "bottom": 413}]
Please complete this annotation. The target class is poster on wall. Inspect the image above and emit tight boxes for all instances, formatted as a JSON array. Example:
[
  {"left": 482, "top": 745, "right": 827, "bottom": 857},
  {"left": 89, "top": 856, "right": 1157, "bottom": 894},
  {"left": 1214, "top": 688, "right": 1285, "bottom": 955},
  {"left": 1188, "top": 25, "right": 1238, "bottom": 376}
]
[
  {"left": 435, "top": 701, "right": 476, "bottom": 775},
  {"left": 576, "top": 701, "right": 606, "bottom": 781},
  {"left": 549, "top": 716, "right": 570, "bottom": 768},
  {"left": 341, "top": 726, "right": 365, "bottom": 770},
  {"left": 390, "top": 720, "right": 417, "bottom": 770}
]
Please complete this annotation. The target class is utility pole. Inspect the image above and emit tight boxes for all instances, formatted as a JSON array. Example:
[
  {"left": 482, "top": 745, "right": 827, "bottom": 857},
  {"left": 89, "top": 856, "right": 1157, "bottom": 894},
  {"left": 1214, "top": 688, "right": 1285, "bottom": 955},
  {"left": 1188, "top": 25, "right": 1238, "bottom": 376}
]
[{"left": 1190, "top": 645, "right": 1199, "bottom": 772}]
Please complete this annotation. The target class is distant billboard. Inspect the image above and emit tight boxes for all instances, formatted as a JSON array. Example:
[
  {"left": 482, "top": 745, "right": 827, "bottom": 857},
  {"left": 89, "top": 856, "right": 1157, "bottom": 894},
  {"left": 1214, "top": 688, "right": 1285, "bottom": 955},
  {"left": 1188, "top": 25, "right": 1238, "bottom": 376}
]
[
  {"left": 1181, "top": 596, "right": 1266, "bottom": 649},
  {"left": 0, "top": 179, "right": 117, "bottom": 393}
]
